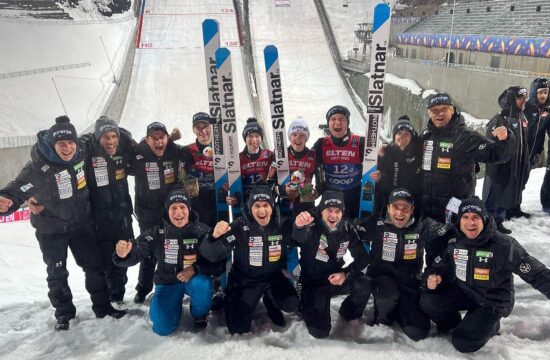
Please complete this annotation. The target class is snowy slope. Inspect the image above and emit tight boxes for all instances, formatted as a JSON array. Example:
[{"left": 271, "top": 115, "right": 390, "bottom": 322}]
[
  {"left": 249, "top": 0, "right": 367, "bottom": 146},
  {"left": 0, "top": 12, "right": 134, "bottom": 137},
  {"left": 119, "top": 0, "right": 253, "bottom": 144},
  {"left": 1, "top": 171, "right": 550, "bottom": 359}
]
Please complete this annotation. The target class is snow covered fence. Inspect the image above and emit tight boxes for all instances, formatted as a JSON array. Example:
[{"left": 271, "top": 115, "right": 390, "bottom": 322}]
[{"left": 0, "top": 62, "right": 91, "bottom": 80}]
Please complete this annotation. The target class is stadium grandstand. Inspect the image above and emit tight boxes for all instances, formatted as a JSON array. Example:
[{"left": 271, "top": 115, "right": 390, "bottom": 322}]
[{"left": 393, "top": 0, "right": 550, "bottom": 74}]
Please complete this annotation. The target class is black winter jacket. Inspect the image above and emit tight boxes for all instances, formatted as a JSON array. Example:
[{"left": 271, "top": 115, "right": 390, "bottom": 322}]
[
  {"left": 200, "top": 209, "right": 293, "bottom": 282},
  {"left": 113, "top": 213, "right": 224, "bottom": 285},
  {"left": 363, "top": 213, "right": 453, "bottom": 286},
  {"left": 427, "top": 218, "right": 550, "bottom": 317},
  {"left": 81, "top": 128, "right": 134, "bottom": 240},
  {"left": 482, "top": 94, "right": 530, "bottom": 211},
  {"left": 129, "top": 139, "right": 184, "bottom": 229},
  {"left": 376, "top": 137, "right": 423, "bottom": 214},
  {"left": 524, "top": 98, "right": 550, "bottom": 165},
  {"left": 0, "top": 131, "right": 92, "bottom": 234},
  {"left": 421, "top": 112, "right": 516, "bottom": 221},
  {"left": 292, "top": 211, "right": 369, "bottom": 284}
]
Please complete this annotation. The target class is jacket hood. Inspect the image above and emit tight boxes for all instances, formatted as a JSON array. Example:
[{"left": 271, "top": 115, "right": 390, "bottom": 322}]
[
  {"left": 498, "top": 86, "right": 527, "bottom": 117},
  {"left": 34, "top": 130, "right": 81, "bottom": 166}
]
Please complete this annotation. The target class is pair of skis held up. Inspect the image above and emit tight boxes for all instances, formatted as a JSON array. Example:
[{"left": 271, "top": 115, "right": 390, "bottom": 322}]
[{"left": 201, "top": 2, "right": 391, "bottom": 223}]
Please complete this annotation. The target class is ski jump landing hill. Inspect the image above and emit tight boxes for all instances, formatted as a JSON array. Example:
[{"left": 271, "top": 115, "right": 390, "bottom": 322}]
[{"left": 120, "top": 0, "right": 367, "bottom": 146}]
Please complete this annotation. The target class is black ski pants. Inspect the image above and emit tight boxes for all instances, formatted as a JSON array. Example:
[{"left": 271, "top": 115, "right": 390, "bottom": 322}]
[
  {"left": 300, "top": 273, "right": 371, "bottom": 339},
  {"left": 224, "top": 271, "right": 298, "bottom": 334},
  {"left": 95, "top": 219, "right": 130, "bottom": 302},
  {"left": 135, "top": 218, "right": 158, "bottom": 297},
  {"left": 420, "top": 283, "right": 501, "bottom": 353},
  {"left": 36, "top": 226, "right": 111, "bottom": 322},
  {"left": 372, "top": 275, "right": 430, "bottom": 341}
]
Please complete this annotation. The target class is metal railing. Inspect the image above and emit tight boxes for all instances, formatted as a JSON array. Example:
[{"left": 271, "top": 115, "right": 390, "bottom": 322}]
[
  {"left": 0, "top": 135, "right": 36, "bottom": 149},
  {"left": 0, "top": 62, "right": 91, "bottom": 80},
  {"left": 391, "top": 57, "right": 550, "bottom": 78}
]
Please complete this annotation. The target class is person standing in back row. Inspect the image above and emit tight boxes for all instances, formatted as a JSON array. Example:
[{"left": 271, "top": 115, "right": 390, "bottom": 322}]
[
  {"left": 0, "top": 116, "right": 125, "bottom": 330},
  {"left": 313, "top": 105, "right": 364, "bottom": 219}
]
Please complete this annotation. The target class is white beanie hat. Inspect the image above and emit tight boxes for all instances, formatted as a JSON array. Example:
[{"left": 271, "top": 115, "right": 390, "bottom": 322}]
[{"left": 287, "top": 117, "right": 310, "bottom": 140}]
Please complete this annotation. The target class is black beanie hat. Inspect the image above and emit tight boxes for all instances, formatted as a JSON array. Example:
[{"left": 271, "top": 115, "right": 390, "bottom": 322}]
[
  {"left": 146, "top": 121, "right": 168, "bottom": 137},
  {"left": 426, "top": 92, "right": 454, "bottom": 109},
  {"left": 456, "top": 198, "right": 487, "bottom": 224},
  {"left": 247, "top": 185, "right": 274, "bottom": 212},
  {"left": 165, "top": 189, "right": 191, "bottom": 212},
  {"left": 318, "top": 190, "right": 345, "bottom": 213},
  {"left": 325, "top": 105, "right": 350, "bottom": 124},
  {"left": 392, "top": 116, "right": 416, "bottom": 139},
  {"left": 388, "top": 188, "right": 414, "bottom": 206},
  {"left": 242, "top": 118, "right": 264, "bottom": 141},
  {"left": 48, "top": 115, "right": 78, "bottom": 144},
  {"left": 94, "top": 115, "right": 119, "bottom": 141},
  {"left": 192, "top": 112, "right": 212, "bottom": 127}
]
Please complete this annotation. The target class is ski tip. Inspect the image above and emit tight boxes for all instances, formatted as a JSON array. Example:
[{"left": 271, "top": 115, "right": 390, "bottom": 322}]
[
  {"left": 264, "top": 45, "right": 279, "bottom": 71},
  {"left": 215, "top": 48, "right": 230, "bottom": 68},
  {"left": 202, "top": 19, "right": 219, "bottom": 45},
  {"left": 373, "top": 3, "right": 391, "bottom": 32}
]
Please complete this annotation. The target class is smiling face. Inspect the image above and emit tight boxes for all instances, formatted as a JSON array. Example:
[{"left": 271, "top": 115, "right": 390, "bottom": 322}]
[
  {"left": 460, "top": 212, "right": 484, "bottom": 239},
  {"left": 394, "top": 130, "right": 412, "bottom": 151},
  {"left": 290, "top": 132, "right": 307, "bottom": 152},
  {"left": 54, "top": 140, "right": 77, "bottom": 161},
  {"left": 387, "top": 200, "right": 413, "bottom": 228},
  {"left": 246, "top": 133, "right": 262, "bottom": 153},
  {"left": 428, "top": 105, "right": 454, "bottom": 128},
  {"left": 168, "top": 203, "right": 189, "bottom": 228},
  {"left": 146, "top": 130, "right": 169, "bottom": 157},
  {"left": 321, "top": 207, "right": 343, "bottom": 229},
  {"left": 99, "top": 131, "right": 119, "bottom": 156},
  {"left": 328, "top": 113, "right": 348, "bottom": 139},
  {"left": 193, "top": 122, "right": 211, "bottom": 145},
  {"left": 251, "top": 201, "right": 272, "bottom": 226}
]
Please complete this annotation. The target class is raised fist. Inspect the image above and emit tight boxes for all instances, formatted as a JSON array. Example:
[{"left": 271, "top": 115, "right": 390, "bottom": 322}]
[
  {"left": 213, "top": 221, "right": 231, "bottom": 239},
  {"left": 492, "top": 126, "right": 508, "bottom": 141},
  {"left": 0, "top": 196, "right": 13, "bottom": 213},
  {"left": 115, "top": 240, "right": 133, "bottom": 258},
  {"left": 295, "top": 211, "right": 314, "bottom": 227}
]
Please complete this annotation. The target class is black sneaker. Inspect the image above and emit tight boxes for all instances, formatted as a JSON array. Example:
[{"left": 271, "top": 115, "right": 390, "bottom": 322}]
[
  {"left": 496, "top": 222, "right": 512, "bottom": 234},
  {"left": 515, "top": 210, "right": 531, "bottom": 219},
  {"left": 193, "top": 317, "right": 208, "bottom": 332},
  {"left": 96, "top": 306, "right": 127, "bottom": 319},
  {"left": 134, "top": 292, "right": 146, "bottom": 304},
  {"left": 55, "top": 319, "right": 70, "bottom": 331}
]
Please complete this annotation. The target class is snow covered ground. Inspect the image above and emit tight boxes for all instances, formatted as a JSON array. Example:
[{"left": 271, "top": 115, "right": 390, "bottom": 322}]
[{"left": 1, "top": 170, "right": 550, "bottom": 360}]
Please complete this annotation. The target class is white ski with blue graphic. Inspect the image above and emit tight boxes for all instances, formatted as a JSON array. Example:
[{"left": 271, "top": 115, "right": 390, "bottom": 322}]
[
  {"left": 202, "top": 19, "right": 229, "bottom": 222},
  {"left": 359, "top": 3, "right": 391, "bottom": 219},
  {"left": 216, "top": 47, "right": 243, "bottom": 220}
]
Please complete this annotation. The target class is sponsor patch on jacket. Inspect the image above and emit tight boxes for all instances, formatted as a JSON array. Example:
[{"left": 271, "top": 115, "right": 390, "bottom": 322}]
[
  {"left": 437, "top": 157, "right": 451, "bottom": 169},
  {"left": 382, "top": 232, "right": 398, "bottom": 262},
  {"left": 226, "top": 235, "right": 236, "bottom": 243},
  {"left": 164, "top": 163, "right": 175, "bottom": 184},
  {"left": 183, "top": 254, "right": 197, "bottom": 268},
  {"left": 269, "top": 244, "right": 282, "bottom": 262},
  {"left": 75, "top": 161, "right": 86, "bottom": 190},
  {"left": 115, "top": 168, "right": 125, "bottom": 180},
  {"left": 422, "top": 140, "right": 434, "bottom": 171},
  {"left": 337, "top": 241, "right": 349, "bottom": 259},
  {"left": 404, "top": 242, "right": 417, "bottom": 260},
  {"left": 19, "top": 183, "right": 33, "bottom": 192},
  {"left": 473, "top": 268, "right": 490, "bottom": 281},
  {"left": 92, "top": 157, "right": 109, "bottom": 187},
  {"left": 453, "top": 248, "right": 468, "bottom": 282},
  {"left": 145, "top": 162, "right": 160, "bottom": 190},
  {"left": 315, "top": 234, "right": 329, "bottom": 262},
  {"left": 55, "top": 169, "right": 73, "bottom": 199},
  {"left": 248, "top": 236, "right": 263, "bottom": 267}
]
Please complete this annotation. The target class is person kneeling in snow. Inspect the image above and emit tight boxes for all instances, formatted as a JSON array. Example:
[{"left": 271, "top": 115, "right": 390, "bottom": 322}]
[
  {"left": 293, "top": 190, "right": 370, "bottom": 339},
  {"left": 114, "top": 189, "right": 225, "bottom": 335},
  {"left": 421, "top": 198, "right": 550, "bottom": 353},
  {"left": 360, "top": 188, "right": 453, "bottom": 341},
  {"left": 201, "top": 185, "right": 298, "bottom": 335}
]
